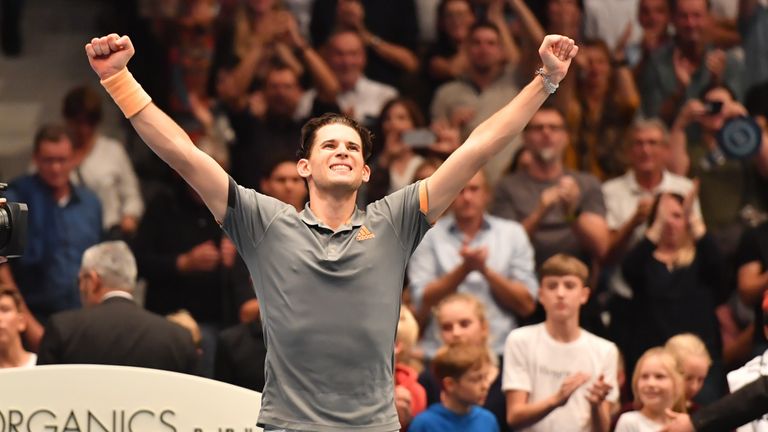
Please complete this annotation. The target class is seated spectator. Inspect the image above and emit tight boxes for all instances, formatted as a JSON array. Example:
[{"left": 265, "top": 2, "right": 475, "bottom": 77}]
[
  {"left": 366, "top": 97, "right": 427, "bottom": 203},
  {"left": 622, "top": 192, "right": 727, "bottom": 403},
  {"left": 0, "top": 288, "right": 36, "bottom": 368},
  {"left": 417, "top": 293, "right": 511, "bottom": 432},
  {"left": 503, "top": 254, "right": 619, "bottom": 432},
  {"left": 310, "top": 0, "right": 420, "bottom": 88},
  {"left": 167, "top": 309, "right": 203, "bottom": 357},
  {"left": 394, "top": 307, "right": 427, "bottom": 430},
  {"left": 665, "top": 333, "right": 712, "bottom": 413},
  {"left": 298, "top": 30, "right": 397, "bottom": 128},
  {"left": 409, "top": 170, "right": 538, "bottom": 358},
  {"left": 409, "top": 343, "right": 499, "bottom": 432},
  {"left": 555, "top": 39, "right": 640, "bottom": 180},
  {"left": 37, "top": 241, "right": 198, "bottom": 374},
  {"left": 639, "top": 0, "right": 744, "bottom": 123},
  {"left": 430, "top": 21, "right": 521, "bottom": 185},
  {"left": 669, "top": 84, "right": 768, "bottom": 256},
  {"left": 614, "top": 347, "right": 686, "bottom": 431},
  {"left": 0, "top": 124, "right": 101, "bottom": 322},
  {"left": 492, "top": 106, "right": 609, "bottom": 270},
  {"left": 62, "top": 85, "right": 144, "bottom": 240}
]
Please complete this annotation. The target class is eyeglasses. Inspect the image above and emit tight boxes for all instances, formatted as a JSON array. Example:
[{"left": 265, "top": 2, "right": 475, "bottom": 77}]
[{"left": 525, "top": 124, "right": 566, "bottom": 132}]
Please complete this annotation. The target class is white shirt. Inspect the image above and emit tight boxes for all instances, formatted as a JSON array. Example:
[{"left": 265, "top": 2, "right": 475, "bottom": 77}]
[
  {"left": 297, "top": 76, "right": 398, "bottom": 126},
  {"left": 584, "top": 0, "right": 642, "bottom": 63},
  {"left": 615, "top": 411, "right": 665, "bottom": 432},
  {"left": 502, "top": 323, "right": 619, "bottom": 432},
  {"left": 726, "top": 350, "right": 768, "bottom": 432}
]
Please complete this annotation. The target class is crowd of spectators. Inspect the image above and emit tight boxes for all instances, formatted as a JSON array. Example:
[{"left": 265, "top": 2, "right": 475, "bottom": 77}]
[{"left": 2, "top": 0, "right": 768, "bottom": 430}]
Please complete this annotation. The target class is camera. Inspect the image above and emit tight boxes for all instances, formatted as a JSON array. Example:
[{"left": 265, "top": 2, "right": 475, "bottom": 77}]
[
  {"left": 0, "top": 183, "right": 28, "bottom": 258},
  {"left": 704, "top": 100, "right": 723, "bottom": 115}
]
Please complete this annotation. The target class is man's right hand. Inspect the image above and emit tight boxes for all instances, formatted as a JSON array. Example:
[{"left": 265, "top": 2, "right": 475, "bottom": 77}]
[{"left": 85, "top": 34, "right": 134, "bottom": 80}]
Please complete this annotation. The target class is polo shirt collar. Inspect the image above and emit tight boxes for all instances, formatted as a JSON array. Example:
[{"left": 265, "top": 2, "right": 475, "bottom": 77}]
[
  {"left": 299, "top": 203, "right": 366, "bottom": 233},
  {"left": 446, "top": 212, "right": 492, "bottom": 234}
]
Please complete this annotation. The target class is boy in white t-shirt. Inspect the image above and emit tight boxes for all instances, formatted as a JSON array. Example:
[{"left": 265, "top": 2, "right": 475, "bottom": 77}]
[{"left": 503, "top": 254, "right": 618, "bottom": 432}]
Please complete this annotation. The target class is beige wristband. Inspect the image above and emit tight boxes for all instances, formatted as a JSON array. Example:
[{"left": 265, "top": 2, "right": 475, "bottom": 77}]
[{"left": 100, "top": 68, "right": 152, "bottom": 118}]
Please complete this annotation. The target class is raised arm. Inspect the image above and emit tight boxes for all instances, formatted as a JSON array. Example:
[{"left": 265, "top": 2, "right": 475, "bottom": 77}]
[
  {"left": 424, "top": 35, "right": 577, "bottom": 222},
  {"left": 85, "top": 34, "right": 229, "bottom": 222}
]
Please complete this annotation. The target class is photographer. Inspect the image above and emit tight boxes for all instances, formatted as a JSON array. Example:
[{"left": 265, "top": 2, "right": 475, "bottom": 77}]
[{"left": 668, "top": 84, "right": 768, "bottom": 257}]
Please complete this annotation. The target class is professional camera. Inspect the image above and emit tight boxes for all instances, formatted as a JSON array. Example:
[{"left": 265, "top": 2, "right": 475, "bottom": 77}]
[{"left": 0, "top": 183, "right": 28, "bottom": 258}]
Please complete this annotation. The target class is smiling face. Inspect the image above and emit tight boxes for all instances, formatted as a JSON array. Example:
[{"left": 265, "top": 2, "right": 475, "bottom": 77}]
[
  {"left": 634, "top": 352, "right": 680, "bottom": 415},
  {"left": 297, "top": 123, "right": 370, "bottom": 194}
]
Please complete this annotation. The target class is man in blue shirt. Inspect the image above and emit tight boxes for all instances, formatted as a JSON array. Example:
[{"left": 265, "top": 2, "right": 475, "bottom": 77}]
[{"left": 0, "top": 124, "right": 101, "bottom": 322}]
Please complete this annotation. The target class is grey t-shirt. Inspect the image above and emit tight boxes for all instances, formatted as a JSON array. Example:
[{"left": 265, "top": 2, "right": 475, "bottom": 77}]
[
  {"left": 222, "top": 177, "right": 431, "bottom": 431},
  {"left": 492, "top": 170, "right": 606, "bottom": 268}
]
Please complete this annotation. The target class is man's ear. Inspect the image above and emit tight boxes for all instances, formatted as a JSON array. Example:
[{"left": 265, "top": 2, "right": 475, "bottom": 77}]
[
  {"left": 297, "top": 159, "right": 311, "bottom": 178},
  {"left": 580, "top": 286, "right": 591, "bottom": 306},
  {"left": 361, "top": 163, "right": 371, "bottom": 183}
]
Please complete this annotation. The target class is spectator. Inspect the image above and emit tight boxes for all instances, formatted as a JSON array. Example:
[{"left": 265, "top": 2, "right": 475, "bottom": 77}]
[
  {"left": 409, "top": 343, "right": 500, "bottom": 432},
  {"left": 555, "top": 38, "right": 640, "bottom": 180},
  {"left": 583, "top": 0, "right": 642, "bottom": 63},
  {"left": 430, "top": 21, "right": 521, "bottom": 184},
  {"left": 636, "top": 0, "right": 672, "bottom": 62},
  {"left": 503, "top": 254, "right": 618, "bottom": 432},
  {"left": 310, "top": 0, "right": 420, "bottom": 88},
  {"left": 394, "top": 307, "right": 427, "bottom": 430},
  {"left": 615, "top": 347, "right": 687, "bottom": 431},
  {"left": 366, "top": 97, "right": 427, "bottom": 203},
  {"left": 0, "top": 124, "right": 101, "bottom": 322},
  {"left": 229, "top": 65, "right": 340, "bottom": 189},
  {"left": 132, "top": 170, "right": 249, "bottom": 378},
  {"left": 425, "top": 0, "right": 476, "bottom": 89},
  {"left": 665, "top": 333, "right": 712, "bottom": 413},
  {"left": 734, "top": 219, "right": 768, "bottom": 362},
  {"left": 669, "top": 84, "right": 768, "bottom": 256},
  {"left": 299, "top": 29, "right": 397, "bottom": 127},
  {"left": 37, "top": 241, "right": 198, "bottom": 374},
  {"left": 409, "top": 170, "right": 538, "bottom": 357},
  {"left": 0, "top": 288, "right": 36, "bottom": 368},
  {"left": 260, "top": 157, "right": 308, "bottom": 212},
  {"left": 62, "top": 85, "right": 144, "bottom": 240},
  {"left": 417, "top": 293, "right": 512, "bottom": 432},
  {"left": 638, "top": 0, "right": 744, "bottom": 124},
  {"left": 739, "top": 0, "right": 768, "bottom": 92},
  {"left": 492, "top": 106, "right": 609, "bottom": 270},
  {"left": 622, "top": 192, "right": 727, "bottom": 403}
]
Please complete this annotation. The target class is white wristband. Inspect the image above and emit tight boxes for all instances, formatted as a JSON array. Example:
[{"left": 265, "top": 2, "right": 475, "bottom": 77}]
[{"left": 536, "top": 68, "right": 559, "bottom": 95}]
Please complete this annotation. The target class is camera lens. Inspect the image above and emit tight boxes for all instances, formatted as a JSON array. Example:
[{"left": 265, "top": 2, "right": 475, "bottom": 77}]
[{"left": 0, "top": 206, "right": 9, "bottom": 249}]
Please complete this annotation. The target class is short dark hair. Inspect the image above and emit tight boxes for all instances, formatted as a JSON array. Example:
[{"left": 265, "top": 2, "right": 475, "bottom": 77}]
[
  {"left": 62, "top": 85, "right": 103, "bottom": 125},
  {"left": 524, "top": 105, "right": 566, "bottom": 131},
  {"left": 0, "top": 287, "right": 23, "bottom": 311},
  {"left": 298, "top": 113, "right": 374, "bottom": 162},
  {"left": 33, "top": 123, "right": 72, "bottom": 154},
  {"left": 432, "top": 343, "right": 490, "bottom": 386},
  {"left": 670, "top": 0, "right": 711, "bottom": 14},
  {"left": 469, "top": 20, "right": 501, "bottom": 39}
]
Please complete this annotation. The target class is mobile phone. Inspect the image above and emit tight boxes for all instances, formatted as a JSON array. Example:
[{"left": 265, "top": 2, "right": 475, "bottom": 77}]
[{"left": 401, "top": 129, "right": 436, "bottom": 148}]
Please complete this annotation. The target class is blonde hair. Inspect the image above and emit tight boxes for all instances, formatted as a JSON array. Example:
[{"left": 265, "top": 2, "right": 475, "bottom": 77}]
[
  {"left": 434, "top": 292, "right": 488, "bottom": 330},
  {"left": 632, "top": 347, "right": 687, "bottom": 413},
  {"left": 539, "top": 254, "right": 589, "bottom": 285},
  {"left": 397, "top": 307, "right": 419, "bottom": 350},
  {"left": 167, "top": 309, "right": 201, "bottom": 348},
  {"left": 665, "top": 333, "right": 712, "bottom": 367}
]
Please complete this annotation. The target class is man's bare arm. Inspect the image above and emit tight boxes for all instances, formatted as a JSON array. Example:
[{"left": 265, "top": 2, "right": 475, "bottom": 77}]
[
  {"left": 86, "top": 34, "right": 229, "bottom": 222},
  {"left": 425, "top": 36, "right": 578, "bottom": 223}
]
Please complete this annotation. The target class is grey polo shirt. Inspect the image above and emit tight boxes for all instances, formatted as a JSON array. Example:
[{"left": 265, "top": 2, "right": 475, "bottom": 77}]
[{"left": 222, "top": 177, "right": 431, "bottom": 431}]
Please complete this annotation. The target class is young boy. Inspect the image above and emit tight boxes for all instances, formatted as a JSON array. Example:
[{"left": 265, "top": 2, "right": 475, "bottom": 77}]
[
  {"left": 503, "top": 254, "right": 619, "bottom": 432},
  {"left": 409, "top": 343, "right": 499, "bottom": 432},
  {"left": 0, "top": 287, "right": 36, "bottom": 368}
]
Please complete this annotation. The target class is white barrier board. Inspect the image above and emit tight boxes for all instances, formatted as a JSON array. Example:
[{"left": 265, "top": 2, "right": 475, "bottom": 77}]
[{"left": 0, "top": 365, "right": 262, "bottom": 432}]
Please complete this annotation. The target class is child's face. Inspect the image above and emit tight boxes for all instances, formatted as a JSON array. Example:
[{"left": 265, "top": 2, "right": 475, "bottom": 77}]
[
  {"left": 538, "top": 275, "right": 589, "bottom": 322},
  {"left": 681, "top": 355, "right": 709, "bottom": 401},
  {"left": 636, "top": 355, "right": 676, "bottom": 413},
  {"left": 437, "top": 300, "right": 487, "bottom": 347},
  {"left": 450, "top": 363, "right": 491, "bottom": 406}
]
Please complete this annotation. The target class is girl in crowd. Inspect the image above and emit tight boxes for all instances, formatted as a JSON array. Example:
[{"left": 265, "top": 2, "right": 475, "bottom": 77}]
[
  {"left": 615, "top": 347, "right": 686, "bottom": 431},
  {"left": 418, "top": 293, "right": 510, "bottom": 432},
  {"left": 665, "top": 333, "right": 712, "bottom": 414}
]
